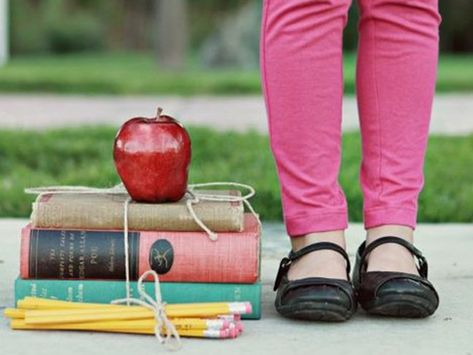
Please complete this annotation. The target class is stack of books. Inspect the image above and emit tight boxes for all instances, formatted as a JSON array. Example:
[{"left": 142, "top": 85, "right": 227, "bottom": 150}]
[{"left": 15, "top": 190, "right": 262, "bottom": 319}]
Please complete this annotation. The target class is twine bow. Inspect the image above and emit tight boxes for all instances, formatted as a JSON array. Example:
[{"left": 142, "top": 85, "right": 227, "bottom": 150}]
[{"left": 112, "top": 269, "right": 182, "bottom": 351}]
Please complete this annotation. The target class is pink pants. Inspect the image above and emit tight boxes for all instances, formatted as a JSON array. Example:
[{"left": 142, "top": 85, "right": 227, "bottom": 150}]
[{"left": 260, "top": 0, "right": 441, "bottom": 237}]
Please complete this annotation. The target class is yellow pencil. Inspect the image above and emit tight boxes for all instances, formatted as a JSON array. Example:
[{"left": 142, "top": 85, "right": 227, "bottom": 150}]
[
  {"left": 11, "top": 318, "right": 153, "bottom": 331},
  {"left": 23, "top": 307, "right": 240, "bottom": 325},
  {"left": 19, "top": 303, "right": 251, "bottom": 325},
  {"left": 24, "top": 308, "right": 153, "bottom": 325},
  {"left": 11, "top": 317, "right": 229, "bottom": 331},
  {"left": 118, "top": 328, "right": 237, "bottom": 338},
  {"left": 10, "top": 319, "right": 238, "bottom": 338},
  {"left": 18, "top": 297, "right": 251, "bottom": 314},
  {"left": 5, "top": 307, "right": 230, "bottom": 330},
  {"left": 167, "top": 318, "right": 230, "bottom": 331},
  {"left": 4, "top": 308, "right": 25, "bottom": 319}
]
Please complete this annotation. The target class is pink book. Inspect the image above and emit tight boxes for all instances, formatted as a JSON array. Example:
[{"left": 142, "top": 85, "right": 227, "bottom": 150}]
[{"left": 20, "top": 214, "right": 260, "bottom": 284}]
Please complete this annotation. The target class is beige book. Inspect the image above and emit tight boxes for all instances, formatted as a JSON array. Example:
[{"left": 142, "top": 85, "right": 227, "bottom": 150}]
[{"left": 30, "top": 190, "right": 244, "bottom": 232}]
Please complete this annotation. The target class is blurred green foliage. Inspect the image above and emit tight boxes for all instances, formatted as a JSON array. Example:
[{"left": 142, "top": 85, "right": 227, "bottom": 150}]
[
  {"left": 438, "top": 0, "right": 473, "bottom": 52},
  {"left": 10, "top": 0, "right": 107, "bottom": 54},
  {"left": 8, "top": 0, "right": 247, "bottom": 55},
  {"left": 46, "top": 13, "right": 105, "bottom": 53},
  {"left": 7, "top": 0, "right": 473, "bottom": 56},
  {"left": 0, "top": 52, "right": 472, "bottom": 94},
  {"left": 0, "top": 127, "right": 472, "bottom": 223}
]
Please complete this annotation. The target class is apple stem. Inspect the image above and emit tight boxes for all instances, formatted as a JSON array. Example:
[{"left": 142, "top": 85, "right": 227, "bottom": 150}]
[{"left": 156, "top": 107, "right": 163, "bottom": 119}]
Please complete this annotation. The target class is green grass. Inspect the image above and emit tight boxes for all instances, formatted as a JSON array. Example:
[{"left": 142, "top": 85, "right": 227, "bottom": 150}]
[
  {"left": 1, "top": 126, "right": 472, "bottom": 223},
  {"left": 0, "top": 52, "right": 261, "bottom": 95},
  {"left": 0, "top": 52, "right": 472, "bottom": 95}
]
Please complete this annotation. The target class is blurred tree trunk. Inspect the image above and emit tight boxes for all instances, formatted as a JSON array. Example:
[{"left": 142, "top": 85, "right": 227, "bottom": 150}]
[
  {"left": 0, "top": 0, "right": 8, "bottom": 66},
  {"left": 439, "top": 0, "right": 473, "bottom": 52},
  {"left": 155, "top": 0, "right": 188, "bottom": 70},
  {"left": 123, "top": 0, "right": 148, "bottom": 50}
]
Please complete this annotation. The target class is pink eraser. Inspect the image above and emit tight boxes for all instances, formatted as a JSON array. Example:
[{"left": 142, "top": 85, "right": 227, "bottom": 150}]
[
  {"left": 236, "top": 321, "right": 244, "bottom": 333},
  {"left": 221, "top": 319, "right": 230, "bottom": 329},
  {"left": 220, "top": 329, "right": 230, "bottom": 338},
  {"left": 229, "top": 327, "right": 239, "bottom": 338},
  {"left": 245, "top": 302, "right": 252, "bottom": 314}
]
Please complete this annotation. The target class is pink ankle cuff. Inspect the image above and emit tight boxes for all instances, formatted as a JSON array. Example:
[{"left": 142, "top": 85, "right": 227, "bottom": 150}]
[
  {"left": 285, "top": 211, "right": 348, "bottom": 237},
  {"left": 364, "top": 207, "right": 417, "bottom": 230}
]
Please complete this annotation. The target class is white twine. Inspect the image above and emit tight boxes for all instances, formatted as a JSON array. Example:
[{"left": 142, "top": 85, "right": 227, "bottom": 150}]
[
  {"left": 25, "top": 182, "right": 262, "bottom": 350},
  {"left": 123, "top": 196, "right": 132, "bottom": 302},
  {"left": 112, "top": 270, "right": 182, "bottom": 351},
  {"left": 185, "top": 182, "right": 261, "bottom": 240}
]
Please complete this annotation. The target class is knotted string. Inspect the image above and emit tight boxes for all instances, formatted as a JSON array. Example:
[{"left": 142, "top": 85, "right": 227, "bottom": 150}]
[
  {"left": 25, "top": 182, "right": 261, "bottom": 350},
  {"left": 185, "top": 182, "right": 261, "bottom": 240},
  {"left": 112, "top": 270, "right": 182, "bottom": 351}
]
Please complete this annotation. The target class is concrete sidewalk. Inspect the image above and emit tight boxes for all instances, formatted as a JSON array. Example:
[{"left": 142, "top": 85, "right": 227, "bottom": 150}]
[
  {"left": 1, "top": 93, "right": 473, "bottom": 134},
  {"left": 1, "top": 219, "right": 472, "bottom": 355}
]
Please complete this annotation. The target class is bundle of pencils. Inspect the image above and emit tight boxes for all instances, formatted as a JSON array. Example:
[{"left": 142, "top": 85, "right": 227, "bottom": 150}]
[{"left": 4, "top": 297, "right": 250, "bottom": 339}]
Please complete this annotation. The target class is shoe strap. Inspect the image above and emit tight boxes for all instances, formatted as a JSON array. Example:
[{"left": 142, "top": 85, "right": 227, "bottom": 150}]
[
  {"left": 359, "top": 236, "right": 428, "bottom": 278},
  {"left": 273, "top": 242, "right": 351, "bottom": 291}
]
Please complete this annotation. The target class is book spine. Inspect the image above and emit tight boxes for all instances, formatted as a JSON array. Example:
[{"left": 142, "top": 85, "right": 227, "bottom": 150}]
[
  {"left": 20, "top": 214, "right": 260, "bottom": 283},
  {"left": 14, "top": 278, "right": 262, "bottom": 319}
]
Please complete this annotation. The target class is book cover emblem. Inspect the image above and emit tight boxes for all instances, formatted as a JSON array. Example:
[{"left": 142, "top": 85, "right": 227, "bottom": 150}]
[{"left": 149, "top": 239, "right": 174, "bottom": 274}]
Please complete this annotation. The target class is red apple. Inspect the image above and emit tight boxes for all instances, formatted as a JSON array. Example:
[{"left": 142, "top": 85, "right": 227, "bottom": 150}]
[{"left": 113, "top": 107, "right": 191, "bottom": 202}]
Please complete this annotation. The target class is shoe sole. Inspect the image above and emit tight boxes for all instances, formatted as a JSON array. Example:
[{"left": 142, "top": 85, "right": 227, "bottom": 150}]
[
  {"left": 276, "top": 301, "right": 354, "bottom": 322},
  {"left": 362, "top": 294, "right": 438, "bottom": 318}
]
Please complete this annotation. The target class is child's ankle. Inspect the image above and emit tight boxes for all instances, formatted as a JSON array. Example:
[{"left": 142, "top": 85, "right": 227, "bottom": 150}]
[
  {"left": 366, "top": 225, "right": 413, "bottom": 245},
  {"left": 291, "top": 230, "right": 346, "bottom": 252}
]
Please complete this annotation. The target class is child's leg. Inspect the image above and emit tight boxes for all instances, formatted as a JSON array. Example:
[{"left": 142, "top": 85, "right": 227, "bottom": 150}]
[
  {"left": 357, "top": 0, "right": 441, "bottom": 230},
  {"left": 356, "top": 0, "right": 441, "bottom": 271},
  {"left": 260, "top": 0, "right": 352, "bottom": 238}
]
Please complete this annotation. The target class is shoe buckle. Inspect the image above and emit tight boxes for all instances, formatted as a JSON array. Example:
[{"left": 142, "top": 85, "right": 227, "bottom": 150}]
[
  {"left": 417, "top": 255, "right": 428, "bottom": 277},
  {"left": 273, "top": 257, "right": 291, "bottom": 291}
]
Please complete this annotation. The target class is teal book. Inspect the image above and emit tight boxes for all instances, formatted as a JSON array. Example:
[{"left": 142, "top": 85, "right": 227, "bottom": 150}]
[{"left": 14, "top": 278, "right": 262, "bottom": 319}]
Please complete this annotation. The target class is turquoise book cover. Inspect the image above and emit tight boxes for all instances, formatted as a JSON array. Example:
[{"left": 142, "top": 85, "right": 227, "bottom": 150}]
[{"left": 15, "top": 278, "right": 262, "bottom": 319}]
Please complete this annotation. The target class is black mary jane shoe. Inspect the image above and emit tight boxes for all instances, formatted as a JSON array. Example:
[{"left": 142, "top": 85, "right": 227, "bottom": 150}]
[
  {"left": 273, "top": 242, "right": 357, "bottom": 322},
  {"left": 352, "top": 236, "right": 439, "bottom": 318}
]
